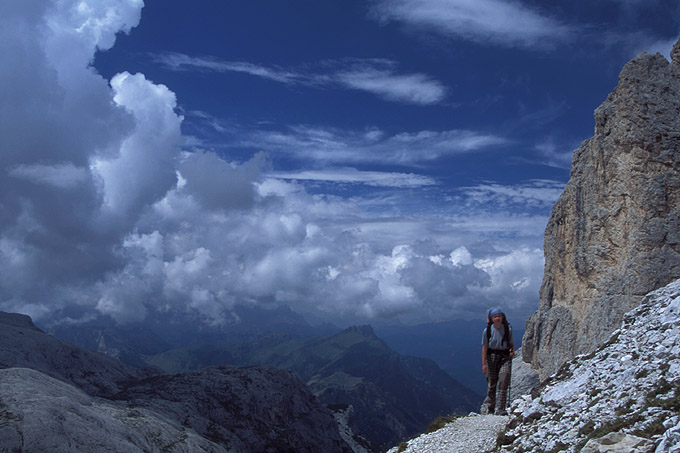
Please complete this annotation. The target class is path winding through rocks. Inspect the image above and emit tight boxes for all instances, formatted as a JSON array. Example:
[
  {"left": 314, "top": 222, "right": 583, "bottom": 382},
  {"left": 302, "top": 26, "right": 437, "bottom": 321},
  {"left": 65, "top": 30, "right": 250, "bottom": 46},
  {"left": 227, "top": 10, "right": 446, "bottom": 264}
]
[{"left": 387, "top": 414, "right": 509, "bottom": 453}]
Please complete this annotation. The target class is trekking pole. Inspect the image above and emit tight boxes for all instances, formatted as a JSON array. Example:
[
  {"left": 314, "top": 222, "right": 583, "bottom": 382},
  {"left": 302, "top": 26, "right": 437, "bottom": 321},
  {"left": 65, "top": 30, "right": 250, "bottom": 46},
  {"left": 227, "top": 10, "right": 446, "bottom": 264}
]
[{"left": 506, "top": 356, "right": 512, "bottom": 413}]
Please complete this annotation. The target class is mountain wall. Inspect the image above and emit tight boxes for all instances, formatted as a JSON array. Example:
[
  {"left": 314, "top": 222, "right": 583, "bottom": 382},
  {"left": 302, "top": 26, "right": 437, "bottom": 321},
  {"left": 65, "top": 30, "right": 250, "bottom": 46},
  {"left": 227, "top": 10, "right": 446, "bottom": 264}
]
[{"left": 523, "top": 38, "right": 680, "bottom": 380}]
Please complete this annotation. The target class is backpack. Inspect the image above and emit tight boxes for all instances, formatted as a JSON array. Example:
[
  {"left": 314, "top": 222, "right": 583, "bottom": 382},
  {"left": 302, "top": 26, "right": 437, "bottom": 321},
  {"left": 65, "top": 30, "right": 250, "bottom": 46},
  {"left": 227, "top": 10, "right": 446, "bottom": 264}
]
[{"left": 486, "top": 313, "right": 511, "bottom": 347}]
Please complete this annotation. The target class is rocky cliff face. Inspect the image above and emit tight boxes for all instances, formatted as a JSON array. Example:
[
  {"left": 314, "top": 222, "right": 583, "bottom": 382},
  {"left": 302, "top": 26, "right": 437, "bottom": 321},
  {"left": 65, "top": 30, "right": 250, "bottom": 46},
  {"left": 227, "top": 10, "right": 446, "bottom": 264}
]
[{"left": 524, "top": 38, "right": 680, "bottom": 380}]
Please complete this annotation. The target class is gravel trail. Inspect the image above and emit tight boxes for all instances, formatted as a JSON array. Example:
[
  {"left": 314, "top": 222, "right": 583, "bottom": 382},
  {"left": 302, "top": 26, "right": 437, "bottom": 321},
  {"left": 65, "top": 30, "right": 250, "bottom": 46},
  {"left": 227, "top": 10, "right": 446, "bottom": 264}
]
[{"left": 387, "top": 414, "right": 509, "bottom": 453}]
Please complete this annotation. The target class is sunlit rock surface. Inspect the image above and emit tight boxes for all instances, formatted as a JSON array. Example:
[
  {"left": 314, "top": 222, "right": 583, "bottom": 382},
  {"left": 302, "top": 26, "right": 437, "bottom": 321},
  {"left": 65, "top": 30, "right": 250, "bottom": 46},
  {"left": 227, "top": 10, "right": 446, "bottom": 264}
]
[{"left": 524, "top": 38, "right": 680, "bottom": 380}]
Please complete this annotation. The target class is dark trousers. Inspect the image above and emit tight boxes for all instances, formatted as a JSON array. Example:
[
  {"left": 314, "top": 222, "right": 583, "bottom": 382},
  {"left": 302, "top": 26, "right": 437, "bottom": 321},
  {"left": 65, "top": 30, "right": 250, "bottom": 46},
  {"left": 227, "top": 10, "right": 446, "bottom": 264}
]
[{"left": 486, "top": 351, "right": 512, "bottom": 413}]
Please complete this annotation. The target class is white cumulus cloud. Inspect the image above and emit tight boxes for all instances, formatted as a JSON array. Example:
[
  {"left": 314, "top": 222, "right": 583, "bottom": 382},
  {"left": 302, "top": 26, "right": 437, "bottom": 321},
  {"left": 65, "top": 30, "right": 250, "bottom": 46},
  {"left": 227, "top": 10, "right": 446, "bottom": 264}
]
[{"left": 0, "top": 0, "right": 551, "bottom": 327}]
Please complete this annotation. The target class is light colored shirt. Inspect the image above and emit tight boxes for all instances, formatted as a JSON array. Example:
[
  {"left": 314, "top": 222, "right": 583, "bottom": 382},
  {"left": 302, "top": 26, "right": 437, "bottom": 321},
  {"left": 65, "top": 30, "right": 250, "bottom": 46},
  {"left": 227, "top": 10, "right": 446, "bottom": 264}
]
[{"left": 481, "top": 324, "right": 513, "bottom": 350}]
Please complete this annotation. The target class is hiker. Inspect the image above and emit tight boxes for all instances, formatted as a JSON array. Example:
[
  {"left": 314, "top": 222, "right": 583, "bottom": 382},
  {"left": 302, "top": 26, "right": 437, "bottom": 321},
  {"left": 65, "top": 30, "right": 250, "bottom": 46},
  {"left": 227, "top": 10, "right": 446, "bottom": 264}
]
[{"left": 481, "top": 307, "right": 515, "bottom": 415}]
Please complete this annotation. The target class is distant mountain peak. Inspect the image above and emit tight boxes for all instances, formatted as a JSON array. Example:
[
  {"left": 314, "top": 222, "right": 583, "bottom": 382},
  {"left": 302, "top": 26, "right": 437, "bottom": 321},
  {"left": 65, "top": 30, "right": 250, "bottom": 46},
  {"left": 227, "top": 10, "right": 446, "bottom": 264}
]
[
  {"left": 341, "top": 325, "right": 376, "bottom": 338},
  {"left": 0, "top": 311, "right": 43, "bottom": 332}
]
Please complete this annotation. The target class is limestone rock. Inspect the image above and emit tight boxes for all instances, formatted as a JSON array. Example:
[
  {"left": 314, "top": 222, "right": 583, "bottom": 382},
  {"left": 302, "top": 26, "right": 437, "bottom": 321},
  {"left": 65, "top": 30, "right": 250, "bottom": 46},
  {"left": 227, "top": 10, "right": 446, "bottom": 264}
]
[
  {"left": 0, "top": 367, "right": 226, "bottom": 452},
  {"left": 386, "top": 279, "right": 680, "bottom": 453},
  {"left": 385, "top": 414, "right": 509, "bottom": 453},
  {"left": 524, "top": 37, "right": 680, "bottom": 380},
  {"left": 508, "top": 348, "right": 539, "bottom": 402},
  {"left": 0, "top": 311, "right": 148, "bottom": 396},
  {"left": 581, "top": 432, "right": 654, "bottom": 453},
  {"left": 672, "top": 38, "right": 680, "bottom": 67},
  {"left": 657, "top": 417, "right": 680, "bottom": 452},
  {"left": 502, "top": 279, "right": 680, "bottom": 452}
]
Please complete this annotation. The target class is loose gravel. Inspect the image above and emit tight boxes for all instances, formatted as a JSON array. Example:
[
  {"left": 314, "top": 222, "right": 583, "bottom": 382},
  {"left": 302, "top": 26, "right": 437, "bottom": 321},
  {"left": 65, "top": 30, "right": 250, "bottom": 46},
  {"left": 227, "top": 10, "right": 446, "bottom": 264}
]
[{"left": 387, "top": 414, "right": 509, "bottom": 453}]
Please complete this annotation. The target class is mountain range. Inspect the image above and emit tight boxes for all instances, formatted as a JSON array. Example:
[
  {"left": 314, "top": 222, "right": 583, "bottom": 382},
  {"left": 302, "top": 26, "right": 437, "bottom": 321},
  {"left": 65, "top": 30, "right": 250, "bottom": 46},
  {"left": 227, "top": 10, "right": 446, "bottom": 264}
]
[
  {"left": 5, "top": 26, "right": 679, "bottom": 453},
  {"left": 0, "top": 311, "right": 353, "bottom": 452},
  {"left": 2, "top": 309, "right": 480, "bottom": 451},
  {"left": 145, "top": 324, "right": 480, "bottom": 450}
]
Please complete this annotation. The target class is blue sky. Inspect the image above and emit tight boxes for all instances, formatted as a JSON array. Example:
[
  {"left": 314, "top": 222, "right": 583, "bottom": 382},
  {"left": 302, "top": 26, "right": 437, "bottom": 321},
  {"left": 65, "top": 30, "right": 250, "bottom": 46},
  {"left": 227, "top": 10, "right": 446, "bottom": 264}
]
[{"left": 1, "top": 0, "right": 679, "bottom": 328}]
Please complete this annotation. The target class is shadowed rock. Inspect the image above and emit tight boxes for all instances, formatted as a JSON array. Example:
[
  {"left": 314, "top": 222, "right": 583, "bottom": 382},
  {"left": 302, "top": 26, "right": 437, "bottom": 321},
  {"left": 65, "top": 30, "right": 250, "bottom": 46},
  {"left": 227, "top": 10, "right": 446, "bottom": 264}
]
[{"left": 112, "top": 365, "right": 353, "bottom": 453}]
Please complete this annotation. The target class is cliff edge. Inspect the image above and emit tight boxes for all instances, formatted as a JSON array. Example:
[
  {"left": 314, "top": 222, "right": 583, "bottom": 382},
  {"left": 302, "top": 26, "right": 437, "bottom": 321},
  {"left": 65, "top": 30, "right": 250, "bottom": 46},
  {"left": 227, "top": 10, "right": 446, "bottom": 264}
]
[{"left": 523, "top": 38, "right": 680, "bottom": 380}]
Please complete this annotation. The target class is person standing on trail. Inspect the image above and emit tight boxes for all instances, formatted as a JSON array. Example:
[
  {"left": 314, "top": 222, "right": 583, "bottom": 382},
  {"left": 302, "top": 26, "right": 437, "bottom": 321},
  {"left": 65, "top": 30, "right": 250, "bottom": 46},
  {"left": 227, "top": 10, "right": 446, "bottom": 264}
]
[{"left": 481, "top": 307, "right": 515, "bottom": 415}]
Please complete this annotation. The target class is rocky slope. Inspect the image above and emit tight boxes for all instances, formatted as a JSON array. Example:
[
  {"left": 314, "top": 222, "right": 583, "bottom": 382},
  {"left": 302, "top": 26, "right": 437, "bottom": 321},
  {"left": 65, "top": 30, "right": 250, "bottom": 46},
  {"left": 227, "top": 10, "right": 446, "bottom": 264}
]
[
  {"left": 0, "top": 312, "right": 353, "bottom": 452},
  {"left": 502, "top": 278, "right": 680, "bottom": 452},
  {"left": 0, "top": 368, "right": 226, "bottom": 452},
  {"left": 111, "top": 365, "right": 353, "bottom": 453},
  {"left": 386, "top": 414, "right": 509, "bottom": 453},
  {"left": 507, "top": 347, "right": 539, "bottom": 404},
  {"left": 0, "top": 311, "right": 148, "bottom": 396},
  {"left": 524, "top": 38, "right": 680, "bottom": 380},
  {"left": 387, "top": 278, "right": 680, "bottom": 453}
]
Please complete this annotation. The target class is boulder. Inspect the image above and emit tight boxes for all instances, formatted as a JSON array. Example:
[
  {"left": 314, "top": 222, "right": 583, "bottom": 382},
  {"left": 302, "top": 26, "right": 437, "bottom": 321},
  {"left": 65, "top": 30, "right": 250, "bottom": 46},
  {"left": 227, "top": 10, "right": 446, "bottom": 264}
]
[
  {"left": 508, "top": 348, "right": 539, "bottom": 402},
  {"left": 582, "top": 432, "right": 654, "bottom": 453}
]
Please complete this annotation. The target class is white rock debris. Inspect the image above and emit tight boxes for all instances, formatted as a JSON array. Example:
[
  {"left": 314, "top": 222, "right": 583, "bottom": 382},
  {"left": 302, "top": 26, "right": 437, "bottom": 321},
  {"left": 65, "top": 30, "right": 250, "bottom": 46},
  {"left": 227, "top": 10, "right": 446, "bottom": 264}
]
[
  {"left": 502, "top": 279, "right": 680, "bottom": 452},
  {"left": 386, "top": 414, "right": 509, "bottom": 453}
]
